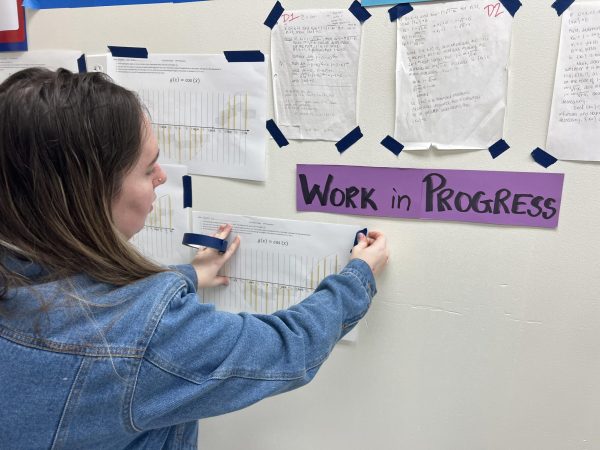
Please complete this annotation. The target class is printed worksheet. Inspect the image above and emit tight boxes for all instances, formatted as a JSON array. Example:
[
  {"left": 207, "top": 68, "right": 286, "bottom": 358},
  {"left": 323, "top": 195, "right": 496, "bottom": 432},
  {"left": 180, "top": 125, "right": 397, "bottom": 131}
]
[
  {"left": 0, "top": 50, "right": 81, "bottom": 81},
  {"left": 131, "top": 164, "right": 193, "bottom": 265},
  {"left": 107, "top": 53, "right": 268, "bottom": 181},
  {"left": 546, "top": 3, "right": 600, "bottom": 161},
  {"left": 395, "top": 0, "right": 512, "bottom": 150},
  {"left": 271, "top": 9, "right": 362, "bottom": 140},
  {"left": 193, "top": 211, "right": 363, "bottom": 341},
  {"left": 193, "top": 211, "right": 362, "bottom": 314}
]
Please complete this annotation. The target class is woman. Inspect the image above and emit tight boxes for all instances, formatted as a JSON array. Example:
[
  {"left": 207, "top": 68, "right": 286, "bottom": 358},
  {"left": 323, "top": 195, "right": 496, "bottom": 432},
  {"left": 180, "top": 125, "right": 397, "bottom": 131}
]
[{"left": 0, "top": 68, "right": 389, "bottom": 449}]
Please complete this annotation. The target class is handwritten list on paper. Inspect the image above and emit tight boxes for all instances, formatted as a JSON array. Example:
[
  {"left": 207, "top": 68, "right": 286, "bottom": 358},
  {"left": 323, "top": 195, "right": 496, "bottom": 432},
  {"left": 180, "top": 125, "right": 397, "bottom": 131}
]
[
  {"left": 547, "top": 3, "right": 600, "bottom": 161},
  {"left": 395, "top": 0, "right": 512, "bottom": 150},
  {"left": 271, "top": 9, "right": 361, "bottom": 141}
]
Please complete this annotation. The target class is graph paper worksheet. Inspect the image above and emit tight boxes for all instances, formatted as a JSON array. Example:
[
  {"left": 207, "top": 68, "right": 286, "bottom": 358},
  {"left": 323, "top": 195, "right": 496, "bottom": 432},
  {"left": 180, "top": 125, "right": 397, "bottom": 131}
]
[
  {"left": 131, "top": 164, "right": 193, "bottom": 265},
  {"left": 193, "top": 211, "right": 363, "bottom": 315},
  {"left": 107, "top": 53, "right": 267, "bottom": 181}
]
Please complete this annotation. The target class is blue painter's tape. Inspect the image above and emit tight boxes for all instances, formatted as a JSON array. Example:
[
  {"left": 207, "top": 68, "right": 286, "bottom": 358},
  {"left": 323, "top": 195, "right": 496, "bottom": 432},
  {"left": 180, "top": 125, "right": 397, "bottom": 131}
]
[
  {"left": 388, "top": 3, "right": 413, "bottom": 21},
  {"left": 0, "top": 41, "right": 27, "bottom": 52},
  {"left": 266, "top": 119, "right": 289, "bottom": 148},
  {"left": 264, "top": 1, "right": 284, "bottom": 28},
  {"left": 488, "top": 139, "right": 510, "bottom": 159},
  {"left": 349, "top": 1, "right": 371, "bottom": 22},
  {"left": 183, "top": 233, "right": 228, "bottom": 253},
  {"left": 108, "top": 46, "right": 148, "bottom": 59},
  {"left": 77, "top": 54, "right": 87, "bottom": 73},
  {"left": 351, "top": 228, "right": 368, "bottom": 252},
  {"left": 499, "top": 0, "right": 521, "bottom": 16},
  {"left": 381, "top": 135, "right": 404, "bottom": 156},
  {"left": 336, "top": 126, "right": 363, "bottom": 154},
  {"left": 551, "top": 0, "right": 574, "bottom": 16},
  {"left": 182, "top": 175, "right": 192, "bottom": 208},
  {"left": 224, "top": 51, "right": 265, "bottom": 63},
  {"left": 531, "top": 147, "right": 557, "bottom": 168}
]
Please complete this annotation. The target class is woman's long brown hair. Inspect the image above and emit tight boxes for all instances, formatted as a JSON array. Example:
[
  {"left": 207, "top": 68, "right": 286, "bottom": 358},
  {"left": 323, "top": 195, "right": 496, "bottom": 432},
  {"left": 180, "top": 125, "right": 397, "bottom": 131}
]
[{"left": 0, "top": 68, "right": 165, "bottom": 303}]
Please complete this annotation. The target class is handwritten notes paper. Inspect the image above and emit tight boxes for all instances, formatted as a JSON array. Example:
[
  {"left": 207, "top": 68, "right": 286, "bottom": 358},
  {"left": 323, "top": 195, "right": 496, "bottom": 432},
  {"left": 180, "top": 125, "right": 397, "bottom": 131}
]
[
  {"left": 297, "top": 165, "right": 564, "bottom": 228},
  {"left": 395, "top": 0, "right": 512, "bottom": 150},
  {"left": 547, "top": 3, "right": 600, "bottom": 161},
  {"left": 271, "top": 9, "right": 361, "bottom": 141}
]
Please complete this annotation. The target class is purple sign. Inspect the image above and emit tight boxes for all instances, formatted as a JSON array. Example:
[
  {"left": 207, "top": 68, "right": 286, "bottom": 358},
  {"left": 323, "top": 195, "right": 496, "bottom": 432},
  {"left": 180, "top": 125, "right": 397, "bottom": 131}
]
[{"left": 296, "top": 165, "right": 565, "bottom": 228}]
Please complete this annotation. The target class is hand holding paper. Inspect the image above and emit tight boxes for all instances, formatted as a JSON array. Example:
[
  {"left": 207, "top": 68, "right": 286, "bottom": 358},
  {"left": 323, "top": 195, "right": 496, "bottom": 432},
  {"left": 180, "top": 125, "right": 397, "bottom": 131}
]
[{"left": 191, "top": 224, "right": 241, "bottom": 289}]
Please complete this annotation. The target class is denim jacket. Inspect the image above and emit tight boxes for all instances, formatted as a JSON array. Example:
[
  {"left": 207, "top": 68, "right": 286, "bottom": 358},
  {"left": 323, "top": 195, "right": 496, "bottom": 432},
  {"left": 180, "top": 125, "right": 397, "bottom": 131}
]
[{"left": 0, "top": 255, "right": 376, "bottom": 450}]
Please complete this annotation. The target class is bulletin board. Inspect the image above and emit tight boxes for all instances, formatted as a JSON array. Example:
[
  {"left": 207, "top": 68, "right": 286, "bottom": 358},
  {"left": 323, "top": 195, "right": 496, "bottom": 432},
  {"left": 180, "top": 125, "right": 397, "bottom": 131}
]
[{"left": 19, "top": 0, "right": 600, "bottom": 448}]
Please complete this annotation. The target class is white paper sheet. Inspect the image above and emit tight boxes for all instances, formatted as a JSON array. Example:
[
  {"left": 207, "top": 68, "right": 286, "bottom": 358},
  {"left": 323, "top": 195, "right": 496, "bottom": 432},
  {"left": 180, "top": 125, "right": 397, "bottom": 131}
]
[
  {"left": 395, "top": 0, "right": 512, "bottom": 150},
  {"left": 271, "top": 9, "right": 361, "bottom": 141},
  {"left": 193, "top": 211, "right": 362, "bottom": 341},
  {"left": 84, "top": 53, "right": 108, "bottom": 73},
  {"left": 106, "top": 54, "right": 267, "bottom": 181},
  {"left": 0, "top": 50, "right": 81, "bottom": 82},
  {"left": 0, "top": 0, "right": 19, "bottom": 31},
  {"left": 193, "top": 211, "right": 361, "bottom": 308},
  {"left": 546, "top": 3, "right": 600, "bottom": 161},
  {"left": 131, "top": 164, "right": 193, "bottom": 266}
]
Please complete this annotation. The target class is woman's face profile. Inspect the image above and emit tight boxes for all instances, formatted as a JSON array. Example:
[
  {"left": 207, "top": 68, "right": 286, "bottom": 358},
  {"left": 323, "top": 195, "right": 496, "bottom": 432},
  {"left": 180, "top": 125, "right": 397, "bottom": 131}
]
[{"left": 111, "top": 118, "right": 167, "bottom": 240}]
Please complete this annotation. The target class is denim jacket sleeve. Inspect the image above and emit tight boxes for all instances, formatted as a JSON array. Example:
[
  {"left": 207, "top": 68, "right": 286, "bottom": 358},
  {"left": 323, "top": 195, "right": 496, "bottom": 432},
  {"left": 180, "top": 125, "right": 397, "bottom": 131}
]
[{"left": 131, "top": 258, "right": 376, "bottom": 430}]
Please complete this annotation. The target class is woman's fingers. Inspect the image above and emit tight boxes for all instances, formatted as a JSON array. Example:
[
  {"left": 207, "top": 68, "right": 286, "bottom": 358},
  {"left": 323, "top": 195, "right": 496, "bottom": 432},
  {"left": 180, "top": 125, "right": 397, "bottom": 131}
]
[
  {"left": 201, "top": 224, "right": 234, "bottom": 253},
  {"left": 211, "top": 275, "right": 230, "bottom": 287},
  {"left": 213, "top": 223, "right": 233, "bottom": 239},
  {"left": 223, "top": 235, "right": 241, "bottom": 261}
]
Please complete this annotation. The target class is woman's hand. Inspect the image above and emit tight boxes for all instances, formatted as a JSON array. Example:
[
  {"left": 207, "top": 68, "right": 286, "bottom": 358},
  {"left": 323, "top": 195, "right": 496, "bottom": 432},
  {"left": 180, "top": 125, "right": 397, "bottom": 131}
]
[
  {"left": 350, "top": 230, "right": 389, "bottom": 276},
  {"left": 191, "top": 224, "right": 240, "bottom": 289}
]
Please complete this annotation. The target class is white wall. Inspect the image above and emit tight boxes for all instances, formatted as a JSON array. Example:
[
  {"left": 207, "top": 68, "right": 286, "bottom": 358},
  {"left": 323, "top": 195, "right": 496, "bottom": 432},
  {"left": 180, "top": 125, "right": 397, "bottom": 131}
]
[{"left": 26, "top": 0, "right": 600, "bottom": 448}]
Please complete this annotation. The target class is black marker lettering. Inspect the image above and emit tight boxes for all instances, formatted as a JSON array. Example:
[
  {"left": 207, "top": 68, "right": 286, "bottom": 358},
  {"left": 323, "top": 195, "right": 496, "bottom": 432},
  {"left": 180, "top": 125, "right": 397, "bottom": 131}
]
[
  {"left": 391, "top": 188, "right": 412, "bottom": 211},
  {"left": 472, "top": 191, "right": 493, "bottom": 213},
  {"left": 330, "top": 188, "right": 345, "bottom": 207},
  {"left": 438, "top": 188, "right": 454, "bottom": 212},
  {"left": 511, "top": 194, "right": 533, "bottom": 215},
  {"left": 361, "top": 188, "right": 378, "bottom": 210},
  {"left": 493, "top": 189, "right": 512, "bottom": 214},
  {"left": 345, "top": 186, "right": 359, "bottom": 208},
  {"left": 454, "top": 191, "right": 473, "bottom": 213},
  {"left": 423, "top": 173, "right": 447, "bottom": 212},
  {"left": 527, "top": 196, "right": 544, "bottom": 217},
  {"left": 542, "top": 198, "right": 558, "bottom": 219},
  {"left": 299, "top": 174, "right": 333, "bottom": 206}
]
